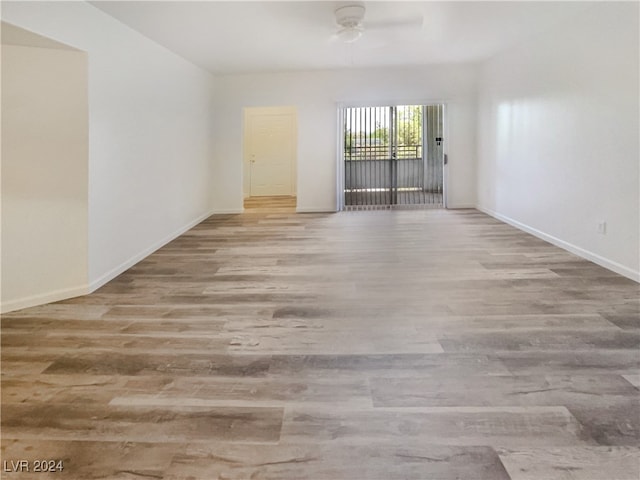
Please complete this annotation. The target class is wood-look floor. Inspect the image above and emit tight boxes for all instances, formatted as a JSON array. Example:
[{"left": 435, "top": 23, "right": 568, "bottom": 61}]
[
  {"left": 243, "top": 196, "right": 296, "bottom": 213},
  {"left": 1, "top": 206, "right": 639, "bottom": 479}
]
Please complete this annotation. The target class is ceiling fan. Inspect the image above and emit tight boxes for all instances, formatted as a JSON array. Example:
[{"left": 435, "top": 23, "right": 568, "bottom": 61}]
[{"left": 333, "top": 1, "right": 424, "bottom": 44}]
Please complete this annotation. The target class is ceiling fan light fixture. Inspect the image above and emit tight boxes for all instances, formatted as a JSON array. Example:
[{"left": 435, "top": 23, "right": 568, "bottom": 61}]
[
  {"left": 338, "top": 26, "right": 363, "bottom": 43},
  {"left": 334, "top": 3, "right": 365, "bottom": 42}
]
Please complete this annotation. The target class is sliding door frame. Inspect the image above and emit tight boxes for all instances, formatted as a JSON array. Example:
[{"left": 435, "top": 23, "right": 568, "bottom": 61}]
[{"left": 336, "top": 101, "right": 448, "bottom": 211}]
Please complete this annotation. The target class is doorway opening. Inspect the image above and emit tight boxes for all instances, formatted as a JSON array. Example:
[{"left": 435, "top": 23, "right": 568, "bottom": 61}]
[
  {"left": 243, "top": 106, "right": 297, "bottom": 210},
  {"left": 342, "top": 104, "right": 445, "bottom": 209},
  {"left": 1, "top": 22, "right": 89, "bottom": 312}
]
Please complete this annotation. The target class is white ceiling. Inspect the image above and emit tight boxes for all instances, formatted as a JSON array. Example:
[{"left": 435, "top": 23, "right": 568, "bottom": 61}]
[{"left": 90, "top": 1, "right": 594, "bottom": 75}]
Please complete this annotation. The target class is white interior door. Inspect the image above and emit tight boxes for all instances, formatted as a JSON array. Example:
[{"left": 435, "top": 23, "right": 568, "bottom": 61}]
[{"left": 246, "top": 109, "right": 296, "bottom": 196}]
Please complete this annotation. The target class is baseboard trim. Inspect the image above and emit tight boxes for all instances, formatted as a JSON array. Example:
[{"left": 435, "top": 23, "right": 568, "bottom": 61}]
[
  {"left": 477, "top": 205, "right": 640, "bottom": 282},
  {"left": 447, "top": 204, "right": 476, "bottom": 209},
  {"left": 88, "top": 210, "right": 214, "bottom": 293},
  {"left": 1, "top": 284, "right": 89, "bottom": 314}
]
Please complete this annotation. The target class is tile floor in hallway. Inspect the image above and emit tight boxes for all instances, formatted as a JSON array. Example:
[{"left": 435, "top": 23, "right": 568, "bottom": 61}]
[{"left": 1, "top": 207, "right": 639, "bottom": 479}]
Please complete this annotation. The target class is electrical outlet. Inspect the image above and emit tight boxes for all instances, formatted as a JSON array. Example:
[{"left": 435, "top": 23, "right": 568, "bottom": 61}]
[{"left": 597, "top": 222, "right": 607, "bottom": 235}]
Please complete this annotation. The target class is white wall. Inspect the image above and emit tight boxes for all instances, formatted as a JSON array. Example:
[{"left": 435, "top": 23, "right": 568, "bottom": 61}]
[
  {"left": 213, "top": 64, "right": 479, "bottom": 213},
  {"left": 2, "top": 2, "right": 216, "bottom": 292},
  {"left": 477, "top": 2, "right": 639, "bottom": 281},
  {"left": 1, "top": 43, "right": 88, "bottom": 312}
]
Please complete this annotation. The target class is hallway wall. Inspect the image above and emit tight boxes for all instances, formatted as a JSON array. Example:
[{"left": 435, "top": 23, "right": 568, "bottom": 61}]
[
  {"left": 2, "top": 2, "right": 216, "bottom": 295},
  {"left": 1, "top": 41, "right": 88, "bottom": 312}
]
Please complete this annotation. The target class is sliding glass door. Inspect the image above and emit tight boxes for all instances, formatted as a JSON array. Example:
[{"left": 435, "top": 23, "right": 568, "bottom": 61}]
[{"left": 343, "top": 104, "right": 444, "bottom": 209}]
